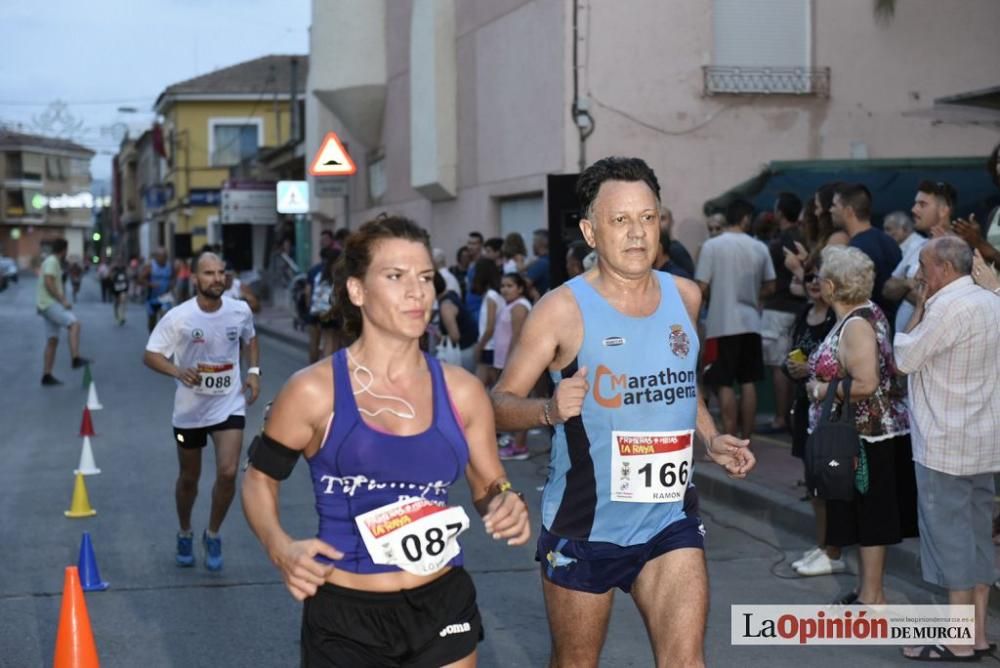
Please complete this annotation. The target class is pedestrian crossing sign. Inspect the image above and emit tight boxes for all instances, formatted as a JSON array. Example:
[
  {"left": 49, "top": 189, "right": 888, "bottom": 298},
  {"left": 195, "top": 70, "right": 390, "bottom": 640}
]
[
  {"left": 276, "top": 181, "right": 309, "bottom": 214},
  {"left": 308, "top": 132, "right": 357, "bottom": 177}
]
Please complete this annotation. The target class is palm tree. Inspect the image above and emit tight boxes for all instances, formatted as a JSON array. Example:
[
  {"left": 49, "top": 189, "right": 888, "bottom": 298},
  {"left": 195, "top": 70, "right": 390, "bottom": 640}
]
[{"left": 874, "top": 0, "right": 895, "bottom": 26}]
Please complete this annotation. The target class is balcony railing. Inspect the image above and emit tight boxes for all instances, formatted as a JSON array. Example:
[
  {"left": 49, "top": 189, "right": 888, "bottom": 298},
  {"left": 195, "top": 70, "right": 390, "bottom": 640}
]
[{"left": 703, "top": 66, "right": 831, "bottom": 97}]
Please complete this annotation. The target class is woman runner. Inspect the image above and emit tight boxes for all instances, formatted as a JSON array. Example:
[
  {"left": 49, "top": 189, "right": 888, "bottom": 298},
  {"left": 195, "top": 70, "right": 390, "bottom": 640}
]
[{"left": 242, "top": 216, "right": 530, "bottom": 667}]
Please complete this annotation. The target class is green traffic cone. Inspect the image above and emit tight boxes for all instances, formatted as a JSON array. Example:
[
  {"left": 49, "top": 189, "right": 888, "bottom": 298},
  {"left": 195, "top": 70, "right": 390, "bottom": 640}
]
[{"left": 82, "top": 364, "right": 92, "bottom": 388}]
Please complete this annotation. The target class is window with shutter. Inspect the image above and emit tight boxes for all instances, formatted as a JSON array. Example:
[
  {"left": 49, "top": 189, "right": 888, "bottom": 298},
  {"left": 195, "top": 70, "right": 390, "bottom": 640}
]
[{"left": 706, "top": 0, "right": 829, "bottom": 96}]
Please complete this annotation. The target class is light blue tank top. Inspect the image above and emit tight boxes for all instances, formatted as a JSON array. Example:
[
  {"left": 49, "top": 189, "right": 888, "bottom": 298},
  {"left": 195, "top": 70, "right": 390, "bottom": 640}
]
[{"left": 543, "top": 272, "right": 700, "bottom": 545}]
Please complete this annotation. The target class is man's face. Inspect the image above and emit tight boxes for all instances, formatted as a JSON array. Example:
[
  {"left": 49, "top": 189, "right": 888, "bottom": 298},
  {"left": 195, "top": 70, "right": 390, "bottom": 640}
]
[
  {"left": 579, "top": 180, "right": 659, "bottom": 278},
  {"left": 884, "top": 224, "right": 906, "bottom": 245},
  {"left": 194, "top": 256, "right": 227, "bottom": 300},
  {"left": 706, "top": 215, "right": 723, "bottom": 237},
  {"left": 565, "top": 248, "right": 583, "bottom": 278},
  {"left": 482, "top": 245, "right": 499, "bottom": 262},
  {"left": 466, "top": 236, "right": 482, "bottom": 260},
  {"left": 915, "top": 247, "right": 953, "bottom": 299},
  {"left": 911, "top": 192, "right": 947, "bottom": 233},
  {"left": 319, "top": 233, "right": 334, "bottom": 250},
  {"left": 830, "top": 194, "right": 846, "bottom": 229},
  {"left": 532, "top": 234, "right": 546, "bottom": 257}
]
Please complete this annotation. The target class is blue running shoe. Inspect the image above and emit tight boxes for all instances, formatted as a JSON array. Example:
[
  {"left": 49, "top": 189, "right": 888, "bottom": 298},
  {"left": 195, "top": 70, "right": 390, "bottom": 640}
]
[
  {"left": 202, "top": 530, "right": 223, "bottom": 571},
  {"left": 176, "top": 532, "right": 195, "bottom": 567}
]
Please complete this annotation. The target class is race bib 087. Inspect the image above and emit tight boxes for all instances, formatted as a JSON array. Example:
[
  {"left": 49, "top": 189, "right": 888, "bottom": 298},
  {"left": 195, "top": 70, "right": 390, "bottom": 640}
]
[
  {"left": 610, "top": 430, "right": 694, "bottom": 503},
  {"left": 355, "top": 497, "right": 469, "bottom": 576}
]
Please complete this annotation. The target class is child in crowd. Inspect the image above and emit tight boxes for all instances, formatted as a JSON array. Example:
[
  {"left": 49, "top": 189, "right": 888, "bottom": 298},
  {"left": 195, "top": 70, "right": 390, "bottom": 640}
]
[{"left": 493, "top": 272, "right": 532, "bottom": 460}]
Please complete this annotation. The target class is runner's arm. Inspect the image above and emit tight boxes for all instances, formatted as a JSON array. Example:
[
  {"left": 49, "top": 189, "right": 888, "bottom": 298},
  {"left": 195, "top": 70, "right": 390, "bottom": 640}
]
[
  {"left": 445, "top": 367, "right": 530, "bottom": 545},
  {"left": 242, "top": 367, "right": 343, "bottom": 600},
  {"left": 242, "top": 336, "right": 260, "bottom": 404},
  {"left": 142, "top": 350, "right": 200, "bottom": 387},
  {"left": 44, "top": 274, "right": 68, "bottom": 306},
  {"left": 492, "top": 287, "right": 577, "bottom": 431}
]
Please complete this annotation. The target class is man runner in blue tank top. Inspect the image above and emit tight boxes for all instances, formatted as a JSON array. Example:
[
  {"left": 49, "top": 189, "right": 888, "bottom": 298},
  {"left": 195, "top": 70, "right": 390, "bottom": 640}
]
[{"left": 493, "top": 157, "right": 756, "bottom": 667}]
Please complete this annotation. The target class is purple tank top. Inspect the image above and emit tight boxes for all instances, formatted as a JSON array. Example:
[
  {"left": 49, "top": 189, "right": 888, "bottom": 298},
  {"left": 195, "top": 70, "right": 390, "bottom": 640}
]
[{"left": 307, "top": 348, "right": 470, "bottom": 573}]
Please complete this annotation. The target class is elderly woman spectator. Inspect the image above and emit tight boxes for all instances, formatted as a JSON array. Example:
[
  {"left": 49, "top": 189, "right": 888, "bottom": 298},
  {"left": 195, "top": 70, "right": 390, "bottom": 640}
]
[
  {"left": 803, "top": 246, "right": 916, "bottom": 603},
  {"left": 783, "top": 257, "right": 838, "bottom": 576}
]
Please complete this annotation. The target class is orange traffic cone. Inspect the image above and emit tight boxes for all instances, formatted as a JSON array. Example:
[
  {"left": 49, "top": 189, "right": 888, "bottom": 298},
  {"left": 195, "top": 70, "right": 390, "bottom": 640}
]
[
  {"left": 65, "top": 472, "right": 97, "bottom": 518},
  {"left": 79, "top": 408, "right": 95, "bottom": 438},
  {"left": 53, "top": 566, "right": 100, "bottom": 668}
]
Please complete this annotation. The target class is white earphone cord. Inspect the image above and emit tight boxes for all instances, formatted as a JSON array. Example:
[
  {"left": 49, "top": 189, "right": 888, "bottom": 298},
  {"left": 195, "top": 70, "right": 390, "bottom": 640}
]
[{"left": 345, "top": 348, "right": 417, "bottom": 420}]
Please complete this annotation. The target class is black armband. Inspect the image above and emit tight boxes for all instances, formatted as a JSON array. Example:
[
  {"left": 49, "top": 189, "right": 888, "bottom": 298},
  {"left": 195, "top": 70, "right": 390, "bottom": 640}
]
[{"left": 247, "top": 433, "right": 301, "bottom": 480}]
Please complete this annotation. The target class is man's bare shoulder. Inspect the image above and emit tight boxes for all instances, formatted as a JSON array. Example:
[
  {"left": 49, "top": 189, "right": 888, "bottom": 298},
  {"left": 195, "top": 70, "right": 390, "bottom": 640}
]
[
  {"left": 531, "top": 283, "right": 580, "bottom": 323},
  {"left": 672, "top": 275, "right": 702, "bottom": 313}
]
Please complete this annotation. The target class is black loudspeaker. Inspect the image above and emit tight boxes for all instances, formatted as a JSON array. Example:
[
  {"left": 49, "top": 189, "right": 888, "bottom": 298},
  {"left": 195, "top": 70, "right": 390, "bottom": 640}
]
[
  {"left": 173, "top": 233, "right": 192, "bottom": 259},
  {"left": 221, "top": 224, "right": 253, "bottom": 271},
  {"left": 546, "top": 173, "right": 581, "bottom": 289}
]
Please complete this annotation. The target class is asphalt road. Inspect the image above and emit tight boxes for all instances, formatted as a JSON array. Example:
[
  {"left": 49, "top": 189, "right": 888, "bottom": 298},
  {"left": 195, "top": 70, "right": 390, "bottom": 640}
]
[{"left": 1, "top": 274, "right": 994, "bottom": 667}]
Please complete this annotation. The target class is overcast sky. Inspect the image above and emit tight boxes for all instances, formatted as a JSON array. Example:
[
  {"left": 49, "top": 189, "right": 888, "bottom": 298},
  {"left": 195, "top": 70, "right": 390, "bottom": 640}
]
[{"left": 0, "top": 0, "right": 310, "bottom": 182}]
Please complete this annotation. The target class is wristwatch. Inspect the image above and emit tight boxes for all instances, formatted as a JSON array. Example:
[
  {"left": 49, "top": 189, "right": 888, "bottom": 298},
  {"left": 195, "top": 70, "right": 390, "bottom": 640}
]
[{"left": 247, "top": 367, "right": 261, "bottom": 376}]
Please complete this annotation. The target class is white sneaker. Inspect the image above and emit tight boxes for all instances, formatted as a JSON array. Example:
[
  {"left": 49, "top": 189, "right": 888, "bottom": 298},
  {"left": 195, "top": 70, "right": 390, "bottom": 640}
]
[
  {"left": 791, "top": 546, "right": 823, "bottom": 570},
  {"left": 795, "top": 552, "right": 846, "bottom": 576}
]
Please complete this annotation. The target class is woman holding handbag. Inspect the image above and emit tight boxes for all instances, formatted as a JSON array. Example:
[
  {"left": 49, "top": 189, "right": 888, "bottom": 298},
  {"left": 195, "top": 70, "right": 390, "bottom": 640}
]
[
  {"left": 434, "top": 272, "right": 478, "bottom": 372},
  {"left": 804, "top": 246, "right": 916, "bottom": 605}
]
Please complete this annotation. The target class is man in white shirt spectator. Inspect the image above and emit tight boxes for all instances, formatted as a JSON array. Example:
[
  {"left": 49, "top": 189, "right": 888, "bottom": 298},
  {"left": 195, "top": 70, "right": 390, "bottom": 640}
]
[
  {"left": 895, "top": 236, "right": 1000, "bottom": 661},
  {"left": 433, "top": 247, "right": 462, "bottom": 296},
  {"left": 695, "top": 199, "right": 776, "bottom": 439},
  {"left": 881, "top": 210, "right": 927, "bottom": 333}
]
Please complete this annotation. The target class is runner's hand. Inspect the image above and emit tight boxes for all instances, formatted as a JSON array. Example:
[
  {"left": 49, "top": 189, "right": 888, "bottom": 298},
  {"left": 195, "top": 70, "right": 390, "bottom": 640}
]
[
  {"left": 244, "top": 374, "right": 260, "bottom": 405},
  {"left": 483, "top": 491, "right": 531, "bottom": 546},
  {"left": 551, "top": 366, "right": 588, "bottom": 423},
  {"left": 706, "top": 434, "right": 755, "bottom": 479},
  {"left": 176, "top": 367, "right": 201, "bottom": 387},
  {"left": 274, "top": 538, "right": 342, "bottom": 601}
]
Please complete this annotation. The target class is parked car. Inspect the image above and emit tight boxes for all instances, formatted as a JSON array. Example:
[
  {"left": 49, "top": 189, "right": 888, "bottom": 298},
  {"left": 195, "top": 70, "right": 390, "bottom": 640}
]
[
  {"left": 0, "top": 256, "right": 17, "bottom": 283},
  {"left": 0, "top": 256, "right": 15, "bottom": 292}
]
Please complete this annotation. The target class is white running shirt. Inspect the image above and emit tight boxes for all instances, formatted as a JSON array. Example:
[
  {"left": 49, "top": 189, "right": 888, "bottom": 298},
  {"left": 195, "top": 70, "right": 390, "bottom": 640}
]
[{"left": 146, "top": 296, "right": 256, "bottom": 428}]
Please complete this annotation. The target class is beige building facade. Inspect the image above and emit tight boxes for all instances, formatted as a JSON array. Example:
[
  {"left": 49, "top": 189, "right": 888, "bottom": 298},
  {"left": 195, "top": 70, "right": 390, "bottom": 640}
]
[
  {"left": 0, "top": 130, "right": 94, "bottom": 268},
  {"left": 306, "top": 0, "right": 1000, "bottom": 262}
]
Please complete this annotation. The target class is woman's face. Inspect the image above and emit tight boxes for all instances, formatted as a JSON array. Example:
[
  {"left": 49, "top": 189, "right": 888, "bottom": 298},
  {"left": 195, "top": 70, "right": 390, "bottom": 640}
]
[
  {"left": 804, "top": 271, "right": 825, "bottom": 304},
  {"left": 499, "top": 276, "right": 523, "bottom": 303},
  {"left": 348, "top": 238, "right": 436, "bottom": 340}
]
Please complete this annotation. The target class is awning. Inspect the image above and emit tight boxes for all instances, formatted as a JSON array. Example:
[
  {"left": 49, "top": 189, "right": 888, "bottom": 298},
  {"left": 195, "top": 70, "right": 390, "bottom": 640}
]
[{"left": 703, "top": 156, "right": 999, "bottom": 227}]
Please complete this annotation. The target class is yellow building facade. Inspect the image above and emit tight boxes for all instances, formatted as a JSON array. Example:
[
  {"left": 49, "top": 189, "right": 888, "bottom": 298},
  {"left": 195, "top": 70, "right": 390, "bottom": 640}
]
[{"left": 153, "top": 55, "right": 307, "bottom": 255}]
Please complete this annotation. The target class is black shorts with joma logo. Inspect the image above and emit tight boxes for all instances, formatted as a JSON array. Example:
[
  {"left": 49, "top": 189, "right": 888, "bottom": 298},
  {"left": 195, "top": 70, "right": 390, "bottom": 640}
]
[{"left": 301, "top": 567, "right": 482, "bottom": 668}]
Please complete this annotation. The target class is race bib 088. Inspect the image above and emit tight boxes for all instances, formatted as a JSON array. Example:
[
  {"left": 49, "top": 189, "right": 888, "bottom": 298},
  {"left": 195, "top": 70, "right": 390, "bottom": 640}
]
[
  {"left": 194, "top": 362, "right": 237, "bottom": 396},
  {"left": 610, "top": 430, "right": 694, "bottom": 503},
  {"left": 355, "top": 497, "right": 469, "bottom": 576}
]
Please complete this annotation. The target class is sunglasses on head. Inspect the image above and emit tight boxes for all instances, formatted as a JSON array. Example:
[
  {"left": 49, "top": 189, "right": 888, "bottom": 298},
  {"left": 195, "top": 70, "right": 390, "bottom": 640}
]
[{"left": 804, "top": 273, "right": 818, "bottom": 283}]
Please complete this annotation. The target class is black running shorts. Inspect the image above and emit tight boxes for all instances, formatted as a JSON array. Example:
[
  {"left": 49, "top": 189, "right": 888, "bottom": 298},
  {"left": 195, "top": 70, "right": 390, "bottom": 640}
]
[
  {"left": 301, "top": 567, "right": 483, "bottom": 668},
  {"left": 172, "top": 415, "right": 245, "bottom": 450}
]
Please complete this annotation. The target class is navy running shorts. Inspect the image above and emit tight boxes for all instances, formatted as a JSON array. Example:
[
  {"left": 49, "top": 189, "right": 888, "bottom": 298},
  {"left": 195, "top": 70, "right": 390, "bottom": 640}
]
[
  {"left": 536, "top": 515, "right": 706, "bottom": 594},
  {"left": 301, "top": 567, "right": 482, "bottom": 668}
]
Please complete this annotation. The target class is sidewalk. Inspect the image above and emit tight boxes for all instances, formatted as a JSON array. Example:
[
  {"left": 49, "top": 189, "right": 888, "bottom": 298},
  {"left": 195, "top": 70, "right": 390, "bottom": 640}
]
[{"left": 253, "top": 303, "right": 998, "bottom": 607}]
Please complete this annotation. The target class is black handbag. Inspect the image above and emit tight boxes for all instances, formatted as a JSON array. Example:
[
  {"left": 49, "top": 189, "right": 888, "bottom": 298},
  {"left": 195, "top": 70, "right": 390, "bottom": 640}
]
[{"left": 804, "top": 377, "right": 859, "bottom": 501}]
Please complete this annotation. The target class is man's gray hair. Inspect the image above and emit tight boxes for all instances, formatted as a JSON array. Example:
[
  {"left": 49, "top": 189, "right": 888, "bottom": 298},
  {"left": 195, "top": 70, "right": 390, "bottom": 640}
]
[
  {"left": 927, "top": 236, "right": 973, "bottom": 275},
  {"left": 883, "top": 211, "right": 914, "bottom": 234},
  {"left": 431, "top": 247, "right": 446, "bottom": 267}
]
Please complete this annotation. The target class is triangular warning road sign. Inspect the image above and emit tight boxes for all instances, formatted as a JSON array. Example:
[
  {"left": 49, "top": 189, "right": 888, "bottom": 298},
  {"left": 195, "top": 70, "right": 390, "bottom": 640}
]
[{"left": 309, "top": 132, "right": 357, "bottom": 177}]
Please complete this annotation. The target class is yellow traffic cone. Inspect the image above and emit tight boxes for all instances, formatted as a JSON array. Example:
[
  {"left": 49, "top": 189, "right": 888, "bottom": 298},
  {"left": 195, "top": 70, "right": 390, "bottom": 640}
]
[{"left": 65, "top": 472, "right": 97, "bottom": 518}]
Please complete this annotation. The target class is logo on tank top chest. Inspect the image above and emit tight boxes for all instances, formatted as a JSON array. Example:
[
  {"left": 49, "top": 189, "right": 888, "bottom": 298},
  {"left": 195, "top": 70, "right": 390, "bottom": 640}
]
[
  {"left": 668, "top": 325, "right": 690, "bottom": 359},
  {"left": 226, "top": 326, "right": 238, "bottom": 341},
  {"left": 191, "top": 328, "right": 205, "bottom": 343},
  {"left": 602, "top": 336, "right": 626, "bottom": 347}
]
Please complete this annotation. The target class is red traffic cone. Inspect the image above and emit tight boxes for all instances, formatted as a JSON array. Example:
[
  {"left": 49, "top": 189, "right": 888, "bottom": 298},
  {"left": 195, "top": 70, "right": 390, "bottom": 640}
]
[
  {"left": 79, "top": 408, "right": 95, "bottom": 438},
  {"left": 53, "top": 566, "right": 100, "bottom": 667}
]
